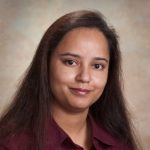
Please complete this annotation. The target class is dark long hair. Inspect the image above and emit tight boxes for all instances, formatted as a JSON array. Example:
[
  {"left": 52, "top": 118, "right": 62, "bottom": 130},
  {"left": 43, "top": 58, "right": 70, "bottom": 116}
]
[{"left": 0, "top": 10, "right": 139, "bottom": 149}]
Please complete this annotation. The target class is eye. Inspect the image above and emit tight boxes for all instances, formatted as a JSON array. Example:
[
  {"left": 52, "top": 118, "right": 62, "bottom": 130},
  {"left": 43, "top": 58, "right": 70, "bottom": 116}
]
[
  {"left": 93, "top": 64, "right": 104, "bottom": 70},
  {"left": 64, "top": 59, "right": 77, "bottom": 66}
]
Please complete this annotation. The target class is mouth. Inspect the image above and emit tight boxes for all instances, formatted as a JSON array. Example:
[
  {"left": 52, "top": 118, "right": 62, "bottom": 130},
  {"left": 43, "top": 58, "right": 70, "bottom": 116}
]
[{"left": 69, "top": 88, "right": 92, "bottom": 96}]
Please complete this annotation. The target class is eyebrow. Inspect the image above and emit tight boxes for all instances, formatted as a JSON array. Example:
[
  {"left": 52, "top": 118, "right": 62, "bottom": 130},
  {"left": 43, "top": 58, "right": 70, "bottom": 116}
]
[
  {"left": 59, "top": 52, "right": 109, "bottom": 63},
  {"left": 59, "top": 52, "right": 80, "bottom": 58},
  {"left": 94, "top": 57, "right": 109, "bottom": 63}
]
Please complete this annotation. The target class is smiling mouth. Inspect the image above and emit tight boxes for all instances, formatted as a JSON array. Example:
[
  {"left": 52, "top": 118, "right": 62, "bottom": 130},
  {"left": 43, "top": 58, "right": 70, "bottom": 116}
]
[{"left": 69, "top": 88, "right": 92, "bottom": 96}]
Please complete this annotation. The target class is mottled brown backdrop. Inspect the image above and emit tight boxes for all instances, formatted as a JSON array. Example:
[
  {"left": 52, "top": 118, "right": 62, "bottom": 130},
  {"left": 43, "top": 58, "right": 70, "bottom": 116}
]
[{"left": 0, "top": 0, "right": 149, "bottom": 149}]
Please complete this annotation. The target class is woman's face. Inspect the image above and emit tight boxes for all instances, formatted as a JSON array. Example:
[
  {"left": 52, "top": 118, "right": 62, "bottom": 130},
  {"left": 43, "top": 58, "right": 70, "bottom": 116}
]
[{"left": 49, "top": 27, "right": 109, "bottom": 113}]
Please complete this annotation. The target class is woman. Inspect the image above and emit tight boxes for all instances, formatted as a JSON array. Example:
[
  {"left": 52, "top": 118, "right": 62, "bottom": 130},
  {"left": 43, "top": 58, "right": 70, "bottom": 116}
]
[{"left": 0, "top": 10, "right": 139, "bottom": 150}]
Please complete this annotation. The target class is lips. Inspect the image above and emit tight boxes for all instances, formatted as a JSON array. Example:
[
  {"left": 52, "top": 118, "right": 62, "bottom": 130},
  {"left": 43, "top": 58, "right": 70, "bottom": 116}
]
[{"left": 69, "top": 88, "right": 92, "bottom": 96}]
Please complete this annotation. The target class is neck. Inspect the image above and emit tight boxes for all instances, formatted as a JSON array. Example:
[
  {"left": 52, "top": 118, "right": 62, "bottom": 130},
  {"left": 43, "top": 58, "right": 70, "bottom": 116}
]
[
  {"left": 51, "top": 104, "right": 91, "bottom": 149},
  {"left": 51, "top": 106, "right": 89, "bottom": 135}
]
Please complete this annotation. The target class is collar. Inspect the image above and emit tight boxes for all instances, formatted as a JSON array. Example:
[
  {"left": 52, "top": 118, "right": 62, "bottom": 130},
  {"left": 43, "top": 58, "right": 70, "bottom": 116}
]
[
  {"left": 46, "top": 114, "right": 120, "bottom": 147},
  {"left": 89, "top": 114, "right": 120, "bottom": 146},
  {"left": 46, "top": 117, "right": 69, "bottom": 147}
]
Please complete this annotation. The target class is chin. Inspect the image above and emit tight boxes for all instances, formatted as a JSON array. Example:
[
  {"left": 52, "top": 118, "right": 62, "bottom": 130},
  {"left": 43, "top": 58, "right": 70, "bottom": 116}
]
[
  {"left": 68, "top": 106, "right": 89, "bottom": 113},
  {"left": 68, "top": 102, "right": 92, "bottom": 113}
]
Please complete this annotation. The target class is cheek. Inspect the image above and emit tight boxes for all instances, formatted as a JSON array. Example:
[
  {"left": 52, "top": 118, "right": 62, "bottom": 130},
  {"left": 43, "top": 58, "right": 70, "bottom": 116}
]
[
  {"left": 50, "top": 67, "right": 76, "bottom": 86},
  {"left": 92, "top": 74, "right": 108, "bottom": 101},
  {"left": 93, "top": 72, "right": 108, "bottom": 89},
  {"left": 49, "top": 68, "right": 76, "bottom": 99}
]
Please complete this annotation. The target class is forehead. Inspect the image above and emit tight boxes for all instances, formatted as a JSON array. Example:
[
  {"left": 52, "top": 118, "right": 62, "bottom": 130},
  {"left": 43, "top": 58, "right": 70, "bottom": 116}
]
[{"left": 54, "top": 27, "right": 109, "bottom": 59}]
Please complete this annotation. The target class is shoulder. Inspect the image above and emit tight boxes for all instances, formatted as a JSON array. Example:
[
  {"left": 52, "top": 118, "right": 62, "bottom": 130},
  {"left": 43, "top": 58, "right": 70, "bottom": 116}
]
[
  {"left": 89, "top": 114, "right": 132, "bottom": 150},
  {"left": 0, "top": 130, "right": 34, "bottom": 150}
]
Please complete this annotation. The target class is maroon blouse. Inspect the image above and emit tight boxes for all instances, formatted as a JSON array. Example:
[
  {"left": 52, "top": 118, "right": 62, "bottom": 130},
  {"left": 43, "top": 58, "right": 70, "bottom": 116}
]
[{"left": 0, "top": 114, "right": 132, "bottom": 150}]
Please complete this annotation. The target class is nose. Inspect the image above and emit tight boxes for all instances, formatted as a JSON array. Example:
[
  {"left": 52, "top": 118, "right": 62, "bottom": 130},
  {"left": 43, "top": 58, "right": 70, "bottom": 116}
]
[{"left": 75, "top": 66, "right": 91, "bottom": 83}]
